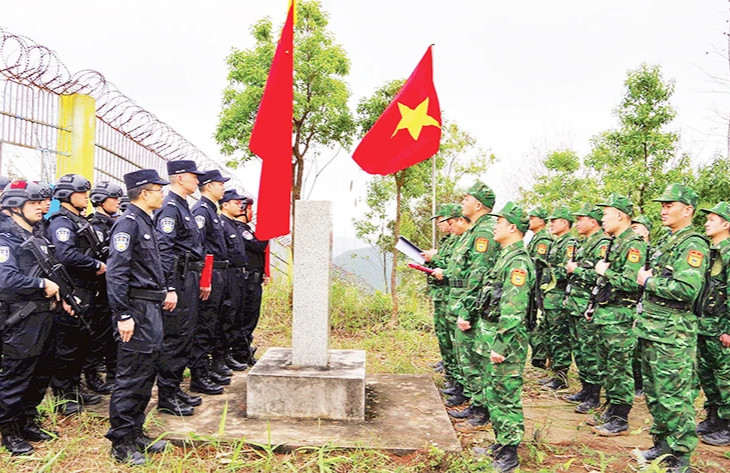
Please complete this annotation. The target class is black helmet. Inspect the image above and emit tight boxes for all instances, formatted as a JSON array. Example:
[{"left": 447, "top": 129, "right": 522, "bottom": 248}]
[
  {"left": 1, "top": 181, "right": 44, "bottom": 209},
  {"left": 53, "top": 174, "right": 91, "bottom": 201},
  {"left": 241, "top": 196, "right": 254, "bottom": 210},
  {"left": 35, "top": 182, "right": 53, "bottom": 199},
  {"left": 119, "top": 195, "right": 130, "bottom": 213},
  {"left": 90, "top": 181, "right": 125, "bottom": 205},
  {"left": 0, "top": 176, "right": 9, "bottom": 191}
]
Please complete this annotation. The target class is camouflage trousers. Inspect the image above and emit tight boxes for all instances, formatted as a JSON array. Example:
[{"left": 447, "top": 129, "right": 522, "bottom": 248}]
[
  {"left": 640, "top": 337, "right": 698, "bottom": 454},
  {"left": 484, "top": 322, "right": 528, "bottom": 446},
  {"left": 567, "top": 313, "right": 601, "bottom": 385},
  {"left": 543, "top": 306, "right": 573, "bottom": 372},
  {"left": 454, "top": 323, "right": 488, "bottom": 405},
  {"left": 697, "top": 334, "right": 730, "bottom": 420},
  {"left": 596, "top": 320, "right": 636, "bottom": 405},
  {"left": 529, "top": 311, "right": 549, "bottom": 363},
  {"left": 632, "top": 343, "right": 643, "bottom": 390},
  {"left": 433, "top": 301, "right": 457, "bottom": 376}
]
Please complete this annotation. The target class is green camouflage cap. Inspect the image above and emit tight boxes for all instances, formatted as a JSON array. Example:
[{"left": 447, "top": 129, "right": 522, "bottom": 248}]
[
  {"left": 430, "top": 203, "right": 457, "bottom": 220},
  {"left": 631, "top": 215, "right": 652, "bottom": 232},
  {"left": 573, "top": 202, "right": 603, "bottom": 222},
  {"left": 547, "top": 206, "right": 575, "bottom": 223},
  {"left": 700, "top": 202, "right": 730, "bottom": 223},
  {"left": 528, "top": 205, "right": 549, "bottom": 220},
  {"left": 597, "top": 193, "right": 634, "bottom": 217},
  {"left": 440, "top": 204, "right": 464, "bottom": 222},
  {"left": 466, "top": 180, "right": 496, "bottom": 208},
  {"left": 652, "top": 183, "right": 699, "bottom": 208},
  {"left": 488, "top": 201, "right": 529, "bottom": 233}
]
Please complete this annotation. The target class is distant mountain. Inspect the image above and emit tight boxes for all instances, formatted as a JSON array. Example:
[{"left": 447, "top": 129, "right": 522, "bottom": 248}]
[{"left": 333, "top": 246, "right": 392, "bottom": 292}]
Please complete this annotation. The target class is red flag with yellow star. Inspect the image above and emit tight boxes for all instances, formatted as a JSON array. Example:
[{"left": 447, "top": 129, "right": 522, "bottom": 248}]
[{"left": 353, "top": 46, "right": 441, "bottom": 175}]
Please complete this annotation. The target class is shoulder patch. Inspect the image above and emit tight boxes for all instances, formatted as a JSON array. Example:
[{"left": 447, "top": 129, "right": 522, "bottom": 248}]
[
  {"left": 510, "top": 268, "right": 527, "bottom": 286},
  {"left": 95, "top": 230, "right": 105, "bottom": 243},
  {"left": 55, "top": 227, "right": 71, "bottom": 242},
  {"left": 113, "top": 232, "right": 131, "bottom": 252},
  {"left": 687, "top": 249, "right": 704, "bottom": 268},
  {"left": 628, "top": 247, "right": 641, "bottom": 263},
  {"left": 242, "top": 230, "right": 254, "bottom": 240},
  {"left": 567, "top": 245, "right": 575, "bottom": 259},
  {"left": 600, "top": 245, "right": 608, "bottom": 259},
  {"left": 0, "top": 246, "right": 9, "bottom": 263},
  {"left": 160, "top": 217, "right": 175, "bottom": 234},
  {"left": 195, "top": 215, "right": 206, "bottom": 229},
  {"left": 475, "top": 237, "right": 489, "bottom": 253},
  {"left": 537, "top": 243, "right": 547, "bottom": 255}
]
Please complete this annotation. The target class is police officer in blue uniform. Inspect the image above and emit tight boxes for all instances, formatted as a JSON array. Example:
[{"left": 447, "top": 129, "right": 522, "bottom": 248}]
[
  {"left": 216, "top": 189, "right": 249, "bottom": 371},
  {"left": 154, "top": 160, "right": 204, "bottom": 416},
  {"left": 0, "top": 181, "right": 73, "bottom": 455},
  {"left": 83, "top": 181, "right": 124, "bottom": 395},
  {"left": 190, "top": 170, "right": 232, "bottom": 392},
  {"left": 46, "top": 174, "right": 104, "bottom": 414},
  {"left": 105, "top": 169, "right": 170, "bottom": 465}
]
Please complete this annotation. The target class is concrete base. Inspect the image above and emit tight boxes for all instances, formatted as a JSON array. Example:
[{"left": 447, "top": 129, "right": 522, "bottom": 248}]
[{"left": 246, "top": 347, "right": 365, "bottom": 421}]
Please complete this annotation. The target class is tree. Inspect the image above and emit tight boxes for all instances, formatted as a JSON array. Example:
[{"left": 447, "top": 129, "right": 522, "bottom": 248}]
[
  {"left": 520, "top": 149, "right": 598, "bottom": 210},
  {"left": 216, "top": 0, "right": 355, "bottom": 215},
  {"left": 692, "top": 155, "right": 730, "bottom": 227}
]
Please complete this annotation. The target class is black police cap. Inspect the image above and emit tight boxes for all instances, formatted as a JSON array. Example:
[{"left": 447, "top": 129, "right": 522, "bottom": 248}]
[
  {"left": 219, "top": 188, "right": 246, "bottom": 204},
  {"left": 124, "top": 169, "right": 169, "bottom": 191},
  {"left": 198, "top": 169, "right": 231, "bottom": 186},
  {"left": 167, "top": 160, "right": 205, "bottom": 176}
]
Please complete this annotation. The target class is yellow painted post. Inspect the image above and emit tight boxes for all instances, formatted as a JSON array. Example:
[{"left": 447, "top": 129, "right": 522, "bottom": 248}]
[{"left": 57, "top": 94, "right": 96, "bottom": 180}]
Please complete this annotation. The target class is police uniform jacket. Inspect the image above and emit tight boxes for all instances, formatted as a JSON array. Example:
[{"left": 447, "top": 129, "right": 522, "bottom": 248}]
[
  {"left": 221, "top": 214, "right": 247, "bottom": 269},
  {"left": 239, "top": 221, "right": 268, "bottom": 272},
  {"left": 47, "top": 207, "right": 102, "bottom": 281},
  {"left": 191, "top": 196, "right": 228, "bottom": 262},
  {"left": 154, "top": 191, "right": 203, "bottom": 291}
]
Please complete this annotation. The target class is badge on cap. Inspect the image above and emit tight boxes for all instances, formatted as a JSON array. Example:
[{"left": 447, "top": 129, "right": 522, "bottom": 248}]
[
  {"left": 0, "top": 246, "right": 9, "bottom": 263},
  {"left": 55, "top": 227, "right": 71, "bottom": 242},
  {"left": 475, "top": 237, "right": 489, "bottom": 253},
  {"left": 537, "top": 243, "right": 547, "bottom": 255},
  {"left": 114, "top": 232, "right": 130, "bottom": 252},
  {"left": 511, "top": 268, "right": 526, "bottom": 286},
  {"left": 628, "top": 247, "right": 641, "bottom": 263},
  {"left": 160, "top": 217, "right": 175, "bottom": 234},
  {"left": 195, "top": 215, "right": 206, "bottom": 229},
  {"left": 687, "top": 250, "right": 703, "bottom": 268}
]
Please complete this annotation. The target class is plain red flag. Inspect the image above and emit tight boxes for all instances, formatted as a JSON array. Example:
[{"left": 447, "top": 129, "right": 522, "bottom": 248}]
[
  {"left": 248, "top": 1, "right": 294, "bottom": 240},
  {"left": 352, "top": 46, "right": 441, "bottom": 175}
]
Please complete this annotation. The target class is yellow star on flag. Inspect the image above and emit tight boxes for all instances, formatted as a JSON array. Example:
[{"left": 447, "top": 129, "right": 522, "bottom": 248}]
[{"left": 391, "top": 97, "right": 441, "bottom": 140}]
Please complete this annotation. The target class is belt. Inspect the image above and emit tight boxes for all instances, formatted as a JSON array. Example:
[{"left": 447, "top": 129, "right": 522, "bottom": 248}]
[
  {"left": 6, "top": 300, "right": 57, "bottom": 314},
  {"left": 181, "top": 261, "right": 204, "bottom": 272},
  {"left": 129, "top": 288, "right": 167, "bottom": 302},
  {"left": 555, "top": 281, "right": 568, "bottom": 290},
  {"left": 229, "top": 267, "right": 248, "bottom": 275},
  {"left": 213, "top": 260, "right": 230, "bottom": 269},
  {"left": 449, "top": 279, "right": 466, "bottom": 288},
  {"left": 646, "top": 294, "right": 692, "bottom": 311}
]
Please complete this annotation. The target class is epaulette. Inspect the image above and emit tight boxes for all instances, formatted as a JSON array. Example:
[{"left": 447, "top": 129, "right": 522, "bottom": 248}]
[
  {"left": 124, "top": 214, "right": 136, "bottom": 220},
  {"left": 201, "top": 202, "right": 208, "bottom": 207},
  {"left": 167, "top": 201, "right": 177, "bottom": 206}
]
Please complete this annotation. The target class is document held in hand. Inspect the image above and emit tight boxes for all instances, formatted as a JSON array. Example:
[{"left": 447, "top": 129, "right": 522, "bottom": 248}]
[{"left": 395, "top": 236, "right": 425, "bottom": 265}]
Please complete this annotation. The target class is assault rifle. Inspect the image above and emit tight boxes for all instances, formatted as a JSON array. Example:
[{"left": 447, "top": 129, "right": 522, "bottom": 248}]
[
  {"left": 635, "top": 245, "right": 652, "bottom": 316},
  {"left": 563, "top": 241, "right": 578, "bottom": 305},
  {"left": 583, "top": 236, "right": 616, "bottom": 319},
  {"left": 77, "top": 220, "right": 108, "bottom": 260}
]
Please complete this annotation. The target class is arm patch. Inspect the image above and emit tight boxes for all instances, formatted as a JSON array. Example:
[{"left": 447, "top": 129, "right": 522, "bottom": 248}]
[
  {"left": 510, "top": 268, "right": 526, "bottom": 286},
  {"left": 475, "top": 237, "right": 489, "bottom": 253}
]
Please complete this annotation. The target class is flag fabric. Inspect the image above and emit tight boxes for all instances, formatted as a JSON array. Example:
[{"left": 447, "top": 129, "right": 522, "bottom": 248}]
[
  {"left": 352, "top": 46, "right": 441, "bottom": 175},
  {"left": 248, "top": 1, "right": 295, "bottom": 240}
]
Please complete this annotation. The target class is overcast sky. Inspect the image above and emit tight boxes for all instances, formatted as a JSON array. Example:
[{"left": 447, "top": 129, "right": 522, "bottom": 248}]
[{"left": 2, "top": 0, "right": 729, "bottom": 250}]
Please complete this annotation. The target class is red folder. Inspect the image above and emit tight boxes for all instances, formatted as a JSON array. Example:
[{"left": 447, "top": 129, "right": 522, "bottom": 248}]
[{"left": 200, "top": 254, "right": 214, "bottom": 288}]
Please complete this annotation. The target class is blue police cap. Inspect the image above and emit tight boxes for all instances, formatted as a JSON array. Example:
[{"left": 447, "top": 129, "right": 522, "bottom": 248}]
[
  {"left": 167, "top": 159, "right": 205, "bottom": 176},
  {"left": 219, "top": 188, "right": 247, "bottom": 204},
  {"left": 123, "top": 169, "right": 169, "bottom": 191},
  {"left": 198, "top": 169, "right": 231, "bottom": 186}
]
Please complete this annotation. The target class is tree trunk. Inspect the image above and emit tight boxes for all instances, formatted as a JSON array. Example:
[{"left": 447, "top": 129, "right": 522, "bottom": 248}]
[
  {"left": 389, "top": 172, "right": 402, "bottom": 325},
  {"left": 382, "top": 251, "right": 388, "bottom": 293}
]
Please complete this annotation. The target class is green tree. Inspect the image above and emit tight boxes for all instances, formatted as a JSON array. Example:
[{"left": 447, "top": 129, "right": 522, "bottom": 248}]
[
  {"left": 692, "top": 155, "right": 730, "bottom": 227},
  {"left": 520, "top": 149, "right": 598, "bottom": 211},
  {"left": 216, "top": 0, "right": 355, "bottom": 211}
]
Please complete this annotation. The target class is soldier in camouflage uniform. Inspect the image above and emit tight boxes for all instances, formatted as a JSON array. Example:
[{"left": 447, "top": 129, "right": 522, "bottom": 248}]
[
  {"left": 541, "top": 207, "right": 577, "bottom": 390},
  {"left": 635, "top": 184, "right": 709, "bottom": 473},
  {"left": 432, "top": 182, "right": 498, "bottom": 429},
  {"left": 527, "top": 206, "right": 552, "bottom": 369},
  {"left": 695, "top": 202, "right": 730, "bottom": 446},
  {"left": 563, "top": 203, "right": 611, "bottom": 413},
  {"left": 630, "top": 215, "right": 652, "bottom": 397},
  {"left": 588, "top": 195, "right": 646, "bottom": 436},
  {"left": 477, "top": 202, "right": 534, "bottom": 473}
]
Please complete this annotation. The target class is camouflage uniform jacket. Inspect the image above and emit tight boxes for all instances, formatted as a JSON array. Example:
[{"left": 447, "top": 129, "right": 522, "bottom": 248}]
[
  {"left": 636, "top": 225, "right": 710, "bottom": 347},
  {"left": 445, "top": 214, "right": 499, "bottom": 324},
  {"left": 565, "top": 230, "right": 612, "bottom": 315},
  {"left": 543, "top": 232, "right": 577, "bottom": 310},
  {"left": 481, "top": 241, "right": 535, "bottom": 360},
  {"left": 527, "top": 228, "right": 552, "bottom": 262},
  {"left": 428, "top": 234, "right": 454, "bottom": 302},
  {"left": 592, "top": 227, "right": 646, "bottom": 325},
  {"left": 698, "top": 237, "right": 730, "bottom": 336}
]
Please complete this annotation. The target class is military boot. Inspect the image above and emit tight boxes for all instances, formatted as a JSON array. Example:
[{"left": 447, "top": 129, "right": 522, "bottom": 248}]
[
  {"left": 454, "top": 406, "right": 490, "bottom": 432},
  {"left": 21, "top": 418, "right": 57, "bottom": 441},
  {"left": 133, "top": 427, "right": 170, "bottom": 454},
  {"left": 531, "top": 358, "right": 547, "bottom": 370},
  {"left": 663, "top": 452, "right": 690, "bottom": 473},
  {"left": 542, "top": 370, "right": 568, "bottom": 390},
  {"left": 77, "top": 386, "right": 102, "bottom": 405},
  {"left": 225, "top": 354, "right": 249, "bottom": 371},
  {"left": 158, "top": 389, "right": 195, "bottom": 416},
  {"left": 190, "top": 368, "right": 224, "bottom": 395},
  {"left": 444, "top": 391, "right": 469, "bottom": 407},
  {"left": 441, "top": 381, "right": 463, "bottom": 397},
  {"left": 84, "top": 367, "right": 112, "bottom": 394},
  {"left": 447, "top": 404, "right": 476, "bottom": 419},
  {"left": 592, "top": 403, "right": 630, "bottom": 436},
  {"left": 209, "top": 370, "right": 231, "bottom": 386},
  {"left": 638, "top": 437, "right": 670, "bottom": 462},
  {"left": 563, "top": 381, "right": 588, "bottom": 403},
  {"left": 175, "top": 387, "right": 202, "bottom": 407},
  {"left": 701, "top": 419, "right": 730, "bottom": 446},
  {"left": 491, "top": 444, "right": 519, "bottom": 473},
  {"left": 696, "top": 405, "right": 722, "bottom": 435},
  {"left": 111, "top": 434, "right": 146, "bottom": 465},
  {"left": 212, "top": 357, "right": 233, "bottom": 377},
  {"left": 0, "top": 422, "right": 33, "bottom": 456},
  {"left": 586, "top": 404, "right": 613, "bottom": 426},
  {"left": 53, "top": 390, "right": 82, "bottom": 416},
  {"left": 574, "top": 384, "right": 601, "bottom": 414},
  {"left": 247, "top": 346, "right": 258, "bottom": 366}
]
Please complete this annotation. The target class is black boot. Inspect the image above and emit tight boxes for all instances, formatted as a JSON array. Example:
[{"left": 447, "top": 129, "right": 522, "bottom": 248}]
[
  {"left": 175, "top": 387, "right": 202, "bottom": 407},
  {"left": 433, "top": 360, "right": 444, "bottom": 373},
  {"left": 586, "top": 404, "right": 613, "bottom": 426},
  {"left": 592, "top": 404, "right": 630, "bottom": 436},
  {"left": 225, "top": 354, "right": 249, "bottom": 371},
  {"left": 158, "top": 391, "right": 195, "bottom": 416},
  {"left": 542, "top": 370, "right": 568, "bottom": 390},
  {"left": 77, "top": 387, "right": 102, "bottom": 406},
  {"left": 21, "top": 418, "right": 57, "bottom": 441},
  {"left": 448, "top": 404, "right": 476, "bottom": 419},
  {"left": 638, "top": 437, "right": 670, "bottom": 462},
  {"left": 696, "top": 405, "right": 722, "bottom": 435},
  {"left": 441, "top": 382, "right": 463, "bottom": 397},
  {"left": 133, "top": 427, "right": 170, "bottom": 454},
  {"left": 84, "top": 368, "right": 112, "bottom": 395},
  {"left": 247, "top": 346, "right": 258, "bottom": 366},
  {"left": 209, "top": 371, "right": 231, "bottom": 386},
  {"left": 454, "top": 406, "right": 490, "bottom": 432},
  {"left": 531, "top": 358, "right": 547, "bottom": 369},
  {"left": 491, "top": 444, "right": 519, "bottom": 473},
  {"left": 190, "top": 368, "right": 224, "bottom": 395},
  {"left": 563, "top": 382, "right": 588, "bottom": 403},
  {"left": 53, "top": 391, "right": 82, "bottom": 416},
  {"left": 1, "top": 422, "right": 33, "bottom": 456},
  {"left": 111, "top": 435, "right": 146, "bottom": 465},
  {"left": 212, "top": 357, "right": 233, "bottom": 377},
  {"left": 701, "top": 419, "right": 730, "bottom": 446},
  {"left": 663, "top": 452, "right": 690, "bottom": 473},
  {"left": 575, "top": 384, "right": 601, "bottom": 414},
  {"left": 444, "top": 391, "right": 469, "bottom": 407}
]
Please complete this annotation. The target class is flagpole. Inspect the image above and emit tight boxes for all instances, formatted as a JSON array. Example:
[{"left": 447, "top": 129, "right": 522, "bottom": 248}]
[{"left": 431, "top": 155, "right": 436, "bottom": 248}]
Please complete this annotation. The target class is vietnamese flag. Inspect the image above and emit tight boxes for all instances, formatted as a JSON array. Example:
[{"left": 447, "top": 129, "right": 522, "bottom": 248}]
[
  {"left": 248, "top": 0, "right": 295, "bottom": 240},
  {"left": 352, "top": 46, "right": 441, "bottom": 175}
]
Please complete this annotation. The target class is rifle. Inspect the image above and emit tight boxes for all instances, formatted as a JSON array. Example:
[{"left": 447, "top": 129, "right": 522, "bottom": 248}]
[
  {"left": 528, "top": 258, "right": 550, "bottom": 332},
  {"left": 563, "top": 241, "right": 578, "bottom": 305},
  {"left": 635, "top": 245, "right": 652, "bottom": 316},
  {"left": 77, "top": 220, "right": 108, "bottom": 260},
  {"left": 583, "top": 236, "right": 616, "bottom": 319},
  {"left": 20, "top": 236, "right": 91, "bottom": 331}
]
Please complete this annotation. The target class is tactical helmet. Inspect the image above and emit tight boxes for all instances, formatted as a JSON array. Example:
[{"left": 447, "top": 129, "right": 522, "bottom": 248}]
[
  {"left": 0, "top": 176, "right": 10, "bottom": 191},
  {"left": 1, "top": 180, "right": 45, "bottom": 209},
  {"left": 241, "top": 196, "right": 254, "bottom": 211},
  {"left": 36, "top": 182, "right": 53, "bottom": 200},
  {"left": 90, "top": 181, "right": 125, "bottom": 205},
  {"left": 119, "top": 196, "right": 130, "bottom": 213},
  {"left": 53, "top": 174, "right": 91, "bottom": 201}
]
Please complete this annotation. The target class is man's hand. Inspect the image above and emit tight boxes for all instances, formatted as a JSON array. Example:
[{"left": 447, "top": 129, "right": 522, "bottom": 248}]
[
  {"left": 421, "top": 249, "right": 437, "bottom": 262},
  {"left": 61, "top": 300, "right": 74, "bottom": 316},
  {"left": 432, "top": 268, "right": 444, "bottom": 280},
  {"left": 95, "top": 262, "right": 107, "bottom": 276},
  {"left": 490, "top": 350, "right": 505, "bottom": 364},
  {"left": 637, "top": 267, "right": 653, "bottom": 287},
  {"left": 200, "top": 286, "right": 212, "bottom": 301},
  {"left": 43, "top": 279, "right": 60, "bottom": 300},
  {"left": 263, "top": 275, "right": 270, "bottom": 286},
  {"left": 457, "top": 316, "right": 471, "bottom": 331},
  {"left": 595, "top": 260, "right": 610, "bottom": 276},
  {"left": 566, "top": 261, "right": 578, "bottom": 274},
  {"left": 118, "top": 318, "right": 135, "bottom": 343},
  {"left": 163, "top": 291, "right": 178, "bottom": 312},
  {"left": 720, "top": 333, "right": 730, "bottom": 348}
]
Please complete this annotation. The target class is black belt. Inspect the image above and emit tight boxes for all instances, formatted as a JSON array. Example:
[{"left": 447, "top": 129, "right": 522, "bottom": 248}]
[
  {"left": 449, "top": 279, "right": 466, "bottom": 288},
  {"left": 229, "top": 267, "right": 248, "bottom": 275},
  {"left": 6, "top": 300, "right": 57, "bottom": 314},
  {"left": 180, "top": 261, "right": 204, "bottom": 272},
  {"left": 555, "top": 281, "right": 568, "bottom": 290},
  {"left": 213, "top": 260, "right": 230, "bottom": 269},
  {"left": 129, "top": 288, "right": 167, "bottom": 302},
  {"left": 646, "top": 294, "right": 692, "bottom": 311}
]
